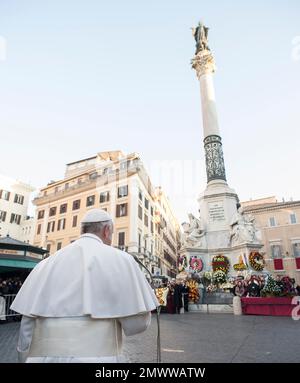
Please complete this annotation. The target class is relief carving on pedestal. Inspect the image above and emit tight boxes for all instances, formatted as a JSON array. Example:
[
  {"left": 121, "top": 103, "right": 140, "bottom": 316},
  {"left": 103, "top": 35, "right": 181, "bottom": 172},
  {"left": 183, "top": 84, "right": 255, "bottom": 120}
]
[
  {"left": 229, "top": 205, "right": 260, "bottom": 246},
  {"left": 181, "top": 213, "right": 206, "bottom": 248}
]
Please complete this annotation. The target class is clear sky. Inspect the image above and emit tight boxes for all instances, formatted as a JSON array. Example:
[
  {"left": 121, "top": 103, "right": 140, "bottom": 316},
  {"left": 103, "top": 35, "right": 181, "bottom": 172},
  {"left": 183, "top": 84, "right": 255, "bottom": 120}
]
[{"left": 0, "top": 0, "right": 299, "bottom": 222}]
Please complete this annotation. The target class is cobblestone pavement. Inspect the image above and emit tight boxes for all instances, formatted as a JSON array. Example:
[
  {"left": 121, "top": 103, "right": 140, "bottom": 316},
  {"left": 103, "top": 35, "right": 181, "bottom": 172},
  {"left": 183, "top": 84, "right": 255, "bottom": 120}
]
[{"left": 1, "top": 313, "right": 300, "bottom": 363}]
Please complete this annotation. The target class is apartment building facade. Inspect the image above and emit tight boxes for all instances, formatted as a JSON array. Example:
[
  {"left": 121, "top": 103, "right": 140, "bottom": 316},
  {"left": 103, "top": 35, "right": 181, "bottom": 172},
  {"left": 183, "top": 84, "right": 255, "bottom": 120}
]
[
  {"left": 243, "top": 196, "right": 300, "bottom": 284},
  {"left": 33, "top": 151, "right": 180, "bottom": 278},
  {"left": 154, "top": 187, "right": 180, "bottom": 279},
  {"left": 0, "top": 174, "right": 35, "bottom": 241}
]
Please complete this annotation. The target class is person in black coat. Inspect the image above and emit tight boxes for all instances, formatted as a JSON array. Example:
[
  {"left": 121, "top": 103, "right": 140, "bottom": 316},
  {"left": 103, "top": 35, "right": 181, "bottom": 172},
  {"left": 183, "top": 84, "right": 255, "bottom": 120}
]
[
  {"left": 174, "top": 282, "right": 183, "bottom": 314},
  {"left": 247, "top": 280, "right": 261, "bottom": 297},
  {"left": 181, "top": 282, "right": 190, "bottom": 312}
]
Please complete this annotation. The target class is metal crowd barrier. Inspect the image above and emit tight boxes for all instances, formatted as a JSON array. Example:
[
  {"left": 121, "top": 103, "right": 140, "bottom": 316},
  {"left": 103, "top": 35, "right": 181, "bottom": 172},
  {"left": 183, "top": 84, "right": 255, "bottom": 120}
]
[{"left": 0, "top": 294, "right": 20, "bottom": 321}]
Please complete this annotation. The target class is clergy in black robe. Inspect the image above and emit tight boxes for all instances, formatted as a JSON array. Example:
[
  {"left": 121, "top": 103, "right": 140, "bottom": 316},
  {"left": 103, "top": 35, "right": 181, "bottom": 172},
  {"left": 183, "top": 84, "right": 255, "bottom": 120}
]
[
  {"left": 174, "top": 283, "right": 183, "bottom": 314},
  {"left": 181, "top": 283, "right": 190, "bottom": 312}
]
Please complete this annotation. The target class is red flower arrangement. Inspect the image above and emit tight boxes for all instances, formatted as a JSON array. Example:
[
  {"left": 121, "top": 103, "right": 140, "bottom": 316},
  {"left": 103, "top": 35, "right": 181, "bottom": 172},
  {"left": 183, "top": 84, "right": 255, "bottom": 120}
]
[
  {"left": 190, "top": 257, "right": 203, "bottom": 272},
  {"left": 212, "top": 255, "right": 230, "bottom": 274}
]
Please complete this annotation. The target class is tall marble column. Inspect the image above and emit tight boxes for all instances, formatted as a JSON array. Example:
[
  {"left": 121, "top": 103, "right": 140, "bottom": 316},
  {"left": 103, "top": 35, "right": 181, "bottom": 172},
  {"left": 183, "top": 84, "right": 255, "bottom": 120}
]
[
  {"left": 191, "top": 22, "right": 238, "bottom": 242},
  {"left": 192, "top": 44, "right": 226, "bottom": 184}
]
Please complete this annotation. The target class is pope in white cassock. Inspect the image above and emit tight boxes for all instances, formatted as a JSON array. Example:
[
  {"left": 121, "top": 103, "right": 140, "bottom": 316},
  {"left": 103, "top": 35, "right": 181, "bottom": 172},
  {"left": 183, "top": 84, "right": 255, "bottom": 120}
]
[{"left": 11, "top": 209, "right": 159, "bottom": 363}]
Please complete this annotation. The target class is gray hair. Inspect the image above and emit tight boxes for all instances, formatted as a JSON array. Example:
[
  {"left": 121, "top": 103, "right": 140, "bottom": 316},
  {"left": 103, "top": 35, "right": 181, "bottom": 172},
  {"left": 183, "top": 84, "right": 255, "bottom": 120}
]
[{"left": 81, "top": 220, "right": 112, "bottom": 235}]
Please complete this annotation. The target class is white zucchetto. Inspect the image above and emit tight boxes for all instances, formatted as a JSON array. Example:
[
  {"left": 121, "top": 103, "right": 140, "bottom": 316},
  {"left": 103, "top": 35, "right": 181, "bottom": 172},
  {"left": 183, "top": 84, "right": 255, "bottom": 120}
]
[{"left": 81, "top": 209, "right": 112, "bottom": 224}]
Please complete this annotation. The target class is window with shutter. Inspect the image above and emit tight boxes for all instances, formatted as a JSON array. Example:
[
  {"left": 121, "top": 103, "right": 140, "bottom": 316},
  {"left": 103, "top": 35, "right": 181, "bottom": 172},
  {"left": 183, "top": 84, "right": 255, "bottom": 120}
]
[
  {"left": 118, "top": 232, "right": 125, "bottom": 247},
  {"left": 273, "top": 259, "right": 284, "bottom": 270}
]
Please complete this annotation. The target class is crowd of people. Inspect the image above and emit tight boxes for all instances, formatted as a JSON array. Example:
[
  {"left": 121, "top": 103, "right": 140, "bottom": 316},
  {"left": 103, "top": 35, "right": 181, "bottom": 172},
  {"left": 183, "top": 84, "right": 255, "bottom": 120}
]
[
  {"left": 0, "top": 276, "right": 24, "bottom": 323},
  {"left": 232, "top": 275, "right": 266, "bottom": 297},
  {"left": 157, "top": 280, "right": 190, "bottom": 314},
  {"left": 155, "top": 274, "right": 300, "bottom": 313},
  {"left": 232, "top": 275, "right": 300, "bottom": 297},
  {"left": 0, "top": 277, "right": 24, "bottom": 295}
]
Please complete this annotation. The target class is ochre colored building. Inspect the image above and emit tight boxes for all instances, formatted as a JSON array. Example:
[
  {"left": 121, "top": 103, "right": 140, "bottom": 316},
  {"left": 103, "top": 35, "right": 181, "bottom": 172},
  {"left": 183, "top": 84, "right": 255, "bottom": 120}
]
[
  {"left": 243, "top": 197, "right": 300, "bottom": 285},
  {"left": 33, "top": 151, "right": 179, "bottom": 278}
]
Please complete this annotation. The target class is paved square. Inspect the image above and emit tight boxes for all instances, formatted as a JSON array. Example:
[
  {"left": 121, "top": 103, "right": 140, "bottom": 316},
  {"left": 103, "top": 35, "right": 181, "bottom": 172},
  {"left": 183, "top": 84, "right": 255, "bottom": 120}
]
[{"left": 1, "top": 313, "right": 299, "bottom": 363}]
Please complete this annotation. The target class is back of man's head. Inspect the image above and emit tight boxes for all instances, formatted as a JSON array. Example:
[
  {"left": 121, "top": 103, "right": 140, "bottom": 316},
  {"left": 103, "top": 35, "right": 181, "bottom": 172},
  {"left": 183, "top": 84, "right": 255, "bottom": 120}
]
[{"left": 80, "top": 209, "right": 114, "bottom": 246}]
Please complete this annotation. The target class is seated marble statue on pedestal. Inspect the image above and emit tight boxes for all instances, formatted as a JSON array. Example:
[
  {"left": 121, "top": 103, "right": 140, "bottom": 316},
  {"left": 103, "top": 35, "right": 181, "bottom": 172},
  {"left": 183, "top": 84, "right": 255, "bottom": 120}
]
[
  {"left": 182, "top": 213, "right": 206, "bottom": 248},
  {"left": 229, "top": 206, "right": 259, "bottom": 246}
]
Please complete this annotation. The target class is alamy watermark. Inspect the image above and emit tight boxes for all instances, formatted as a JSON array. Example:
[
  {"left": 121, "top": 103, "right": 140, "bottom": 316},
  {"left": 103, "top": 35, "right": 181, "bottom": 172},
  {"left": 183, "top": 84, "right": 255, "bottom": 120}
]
[
  {"left": 291, "top": 36, "right": 300, "bottom": 62},
  {"left": 291, "top": 296, "right": 300, "bottom": 320},
  {"left": 0, "top": 36, "right": 7, "bottom": 61}
]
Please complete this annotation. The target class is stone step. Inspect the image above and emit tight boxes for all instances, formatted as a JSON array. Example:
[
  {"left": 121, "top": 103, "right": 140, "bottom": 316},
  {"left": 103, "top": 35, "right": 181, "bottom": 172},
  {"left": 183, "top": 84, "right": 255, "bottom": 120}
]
[{"left": 188, "top": 304, "right": 233, "bottom": 313}]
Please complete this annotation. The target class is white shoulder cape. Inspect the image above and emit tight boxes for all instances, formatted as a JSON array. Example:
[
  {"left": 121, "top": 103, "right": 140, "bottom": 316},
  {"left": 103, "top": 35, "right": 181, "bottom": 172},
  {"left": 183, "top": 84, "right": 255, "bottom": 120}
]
[{"left": 11, "top": 234, "right": 159, "bottom": 318}]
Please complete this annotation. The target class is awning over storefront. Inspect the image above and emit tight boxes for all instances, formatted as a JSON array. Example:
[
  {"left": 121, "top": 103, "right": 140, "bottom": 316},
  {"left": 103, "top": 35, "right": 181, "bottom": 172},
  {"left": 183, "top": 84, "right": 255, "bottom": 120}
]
[
  {"left": 0, "top": 258, "right": 39, "bottom": 270},
  {"left": 0, "top": 235, "right": 48, "bottom": 274}
]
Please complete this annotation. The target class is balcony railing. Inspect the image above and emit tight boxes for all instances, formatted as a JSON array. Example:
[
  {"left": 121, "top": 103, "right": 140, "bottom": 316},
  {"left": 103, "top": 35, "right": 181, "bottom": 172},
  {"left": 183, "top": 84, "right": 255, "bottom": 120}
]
[{"left": 115, "top": 246, "right": 159, "bottom": 266}]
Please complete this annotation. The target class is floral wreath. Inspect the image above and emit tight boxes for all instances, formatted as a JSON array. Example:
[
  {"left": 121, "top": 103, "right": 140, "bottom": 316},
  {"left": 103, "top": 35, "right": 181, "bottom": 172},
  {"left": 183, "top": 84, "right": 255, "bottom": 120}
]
[
  {"left": 249, "top": 251, "right": 264, "bottom": 271},
  {"left": 212, "top": 255, "right": 230, "bottom": 274},
  {"left": 190, "top": 257, "right": 203, "bottom": 272}
]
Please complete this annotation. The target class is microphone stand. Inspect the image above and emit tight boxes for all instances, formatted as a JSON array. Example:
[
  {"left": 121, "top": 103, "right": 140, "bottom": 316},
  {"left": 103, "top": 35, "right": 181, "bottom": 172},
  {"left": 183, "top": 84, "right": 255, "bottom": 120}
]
[{"left": 129, "top": 253, "right": 162, "bottom": 363}]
